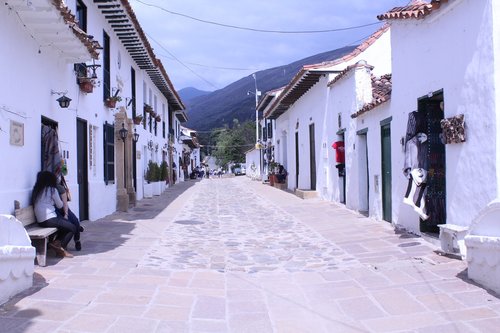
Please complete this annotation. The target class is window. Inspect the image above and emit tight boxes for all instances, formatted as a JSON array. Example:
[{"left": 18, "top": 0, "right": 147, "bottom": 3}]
[
  {"left": 263, "top": 124, "right": 267, "bottom": 141},
  {"left": 103, "top": 31, "right": 110, "bottom": 100},
  {"left": 267, "top": 121, "right": 273, "bottom": 139},
  {"left": 131, "top": 67, "right": 136, "bottom": 118},
  {"left": 76, "top": 0, "right": 87, "bottom": 32},
  {"left": 162, "top": 103, "right": 166, "bottom": 138},
  {"left": 103, "top": 122, "right": 115, "bottom": 184}
]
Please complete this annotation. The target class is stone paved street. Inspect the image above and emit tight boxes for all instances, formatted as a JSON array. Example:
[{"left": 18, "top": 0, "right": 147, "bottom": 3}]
[{"left": 1, "top": 177, "right": 500, "bottom": 333}]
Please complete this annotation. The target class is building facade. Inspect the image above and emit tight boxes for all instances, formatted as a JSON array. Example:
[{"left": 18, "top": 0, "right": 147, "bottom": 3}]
[{"left": 0, "top": 0, "right": 184, "bottom": 221}]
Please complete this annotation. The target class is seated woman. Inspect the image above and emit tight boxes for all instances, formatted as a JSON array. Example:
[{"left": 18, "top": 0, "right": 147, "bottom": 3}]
[
  {"left": 276, "top": 165, "right": 288, "bottom": 184},
  {"left": 32, "top": 171, "right": 76, "bottom": 258}
]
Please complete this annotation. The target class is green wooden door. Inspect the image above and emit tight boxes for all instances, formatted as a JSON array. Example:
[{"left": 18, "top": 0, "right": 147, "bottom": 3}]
[
  {"left": 381, "top": 124, "right": 392, "bottom": 222},
  {"left": 309, "top": 123, "right": 316, "bottom": 190}
]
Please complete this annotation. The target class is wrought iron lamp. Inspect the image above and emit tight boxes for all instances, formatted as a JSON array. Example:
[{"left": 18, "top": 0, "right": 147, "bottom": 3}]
[
  {"left": 51, "top": 90, "right": 72, "bottom": 108},
  {"left": 133, "top": 128, "right": 139, "bottom": 143},
  {"left": 119, "top": 123, "right": 128, "bottom": 142}
]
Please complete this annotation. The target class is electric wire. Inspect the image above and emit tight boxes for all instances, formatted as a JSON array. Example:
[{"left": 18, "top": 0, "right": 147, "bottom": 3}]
[
  {"left": 133, "top": 0, "right": 383, "bottom": 34},
  {"left": 145, "top": 33, "right": 219, "bottom": 89}
]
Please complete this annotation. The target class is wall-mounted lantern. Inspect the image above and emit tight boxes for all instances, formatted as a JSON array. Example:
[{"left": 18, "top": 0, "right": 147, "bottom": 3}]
[
  {"left": 133, "top": 128, "right": 139, "bottom": 143},
  {"left": 119, "top": 123, "right": 128, "bottom": 142},
  {"left": 51, "top": 90, "right": 72, "bottom": 108}
]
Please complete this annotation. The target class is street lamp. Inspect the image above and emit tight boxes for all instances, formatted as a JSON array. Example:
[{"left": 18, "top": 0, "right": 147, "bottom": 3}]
[
  {"left": 119, "top": 123, "right": 128, "bottom": 188},
  {"left": 133, "top": 128, "right": 139, "bottom": 143},
  {"left": 251, "top": 74, "right": 261, "bottom": 147}
]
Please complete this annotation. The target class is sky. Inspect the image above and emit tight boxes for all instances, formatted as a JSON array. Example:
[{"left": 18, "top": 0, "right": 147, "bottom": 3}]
[{"left": 129, "top": 0, "right": 411, "bottom": 92}]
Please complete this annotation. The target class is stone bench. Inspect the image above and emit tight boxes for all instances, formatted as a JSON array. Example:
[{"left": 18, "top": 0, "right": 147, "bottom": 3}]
[
  {"left": 437, "top": 223, "right": 468, "bottom": 258},
  {"left": 465, "top": 200, "right": 500, "bottom": 295},
  {"left": 14, "top": 204, "right": 58, "bottom": 267},
  {"left": 0, "top": 214, "right": 35, "bottom": 305}
]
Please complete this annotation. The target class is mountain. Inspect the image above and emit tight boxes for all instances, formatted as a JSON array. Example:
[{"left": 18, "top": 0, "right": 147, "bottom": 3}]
[
  {"left": 185, "top": 45, "right": 357, "bottom": 132},
  {"left": 178, "top": 87, "right": 211, "bottom": 104}
]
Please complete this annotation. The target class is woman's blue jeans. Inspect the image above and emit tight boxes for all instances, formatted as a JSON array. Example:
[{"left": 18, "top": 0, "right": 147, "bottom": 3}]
[{"left": 39, "top": 217, "right": 76, "bottom": 249}]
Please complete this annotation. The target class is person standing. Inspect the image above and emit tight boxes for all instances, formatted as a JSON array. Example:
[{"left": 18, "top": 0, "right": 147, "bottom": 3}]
[{"left": 32, "top": 171, "right": 76, "bottom": 258}]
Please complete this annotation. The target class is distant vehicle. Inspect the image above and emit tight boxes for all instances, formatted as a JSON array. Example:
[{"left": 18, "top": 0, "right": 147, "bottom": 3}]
[{"left": 233, "top": 167, "right": 243, "bottom": 176}]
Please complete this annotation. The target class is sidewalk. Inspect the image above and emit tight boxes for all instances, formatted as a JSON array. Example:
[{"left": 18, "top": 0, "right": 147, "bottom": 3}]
[{"left": 1, "top": 177, "right": 499, "bottom": 333}]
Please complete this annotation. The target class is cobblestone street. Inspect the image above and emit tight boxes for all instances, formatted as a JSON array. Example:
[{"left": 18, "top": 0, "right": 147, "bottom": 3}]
[{"left": 1, "top": 177, "right": 500, "bottom": 333}]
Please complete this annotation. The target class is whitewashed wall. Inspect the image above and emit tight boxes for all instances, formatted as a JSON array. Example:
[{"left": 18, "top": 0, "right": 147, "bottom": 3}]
[
  {"left": 245, "top": 149, "right": 261, "bottom": 179},
  {"left": 317, "top": 30, "right": 392, "bottom": 208},
  {"left": 389, "top": 0, "right": 497, "bottom": 232},
  {"left": 0, "top": 1, "right": 174, "bottom": 220},
  {"left": 0, "top": 4, "right": 76, "bottom": 214},
  {"left": 281, "top": 76, "right": 330, "bottom": 191}
]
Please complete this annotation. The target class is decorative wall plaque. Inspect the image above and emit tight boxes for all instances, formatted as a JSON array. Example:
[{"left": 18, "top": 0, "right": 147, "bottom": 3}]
[{"left": 10, "top": 120, "right": 24, "bottom": 146}]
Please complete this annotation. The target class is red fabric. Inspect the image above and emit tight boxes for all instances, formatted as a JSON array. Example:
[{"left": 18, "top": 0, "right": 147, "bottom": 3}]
[{"left": 332, "top": 141, "right": 345, "bottom": 163}]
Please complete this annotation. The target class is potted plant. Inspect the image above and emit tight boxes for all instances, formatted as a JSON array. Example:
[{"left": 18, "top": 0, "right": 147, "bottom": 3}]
[
  {"left": 151, "top": 162, "right": 162, "bottom": 196},
  {"left": 144, "top": 104, "right": 153, "bottom": 114},
  {"left": 133, "top": 115, "right": 144, "bottom": 125},
  {"left": 160, "top": 161, "right": 168, "bottom": 191},
  {"left": 78, "top": 77, "right": 94, "bottom": 93},
  {"left": 155, "top": 115, "right": 161, "bottom": 122},
  {"left": 143, "top": 160, "right": 156, "bottom": 198},
  {"left": 105, "top": 92, "right": 121, "bottom": 108},
  {"left": 268, "top": 161, "right": 278, "bottom": 186}
]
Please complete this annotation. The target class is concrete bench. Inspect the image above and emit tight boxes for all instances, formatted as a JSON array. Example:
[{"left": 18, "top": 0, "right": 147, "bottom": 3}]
[
  {"left": 14, "top": 204, "right": 58, "bottom": 267},
  {"left": 437, "top": 223, "right": 468, "bottom": 258}
]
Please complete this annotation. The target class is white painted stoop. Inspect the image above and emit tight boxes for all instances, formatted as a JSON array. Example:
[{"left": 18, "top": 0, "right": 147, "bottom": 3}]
[{"left": 465, "top": 200, "right": 500, "bottom": 295}]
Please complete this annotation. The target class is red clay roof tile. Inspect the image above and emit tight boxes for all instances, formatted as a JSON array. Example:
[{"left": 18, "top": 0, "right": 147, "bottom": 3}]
[
  {"left": 351, "top": 74, "right": 392, "bottom": 118},
  {"left": 377, "top": 0, "right": 449, "bottom": 21}
]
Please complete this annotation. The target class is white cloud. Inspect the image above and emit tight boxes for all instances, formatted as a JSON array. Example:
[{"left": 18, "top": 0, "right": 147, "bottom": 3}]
[{"left": 129, "top": 0, "right": 410, "bottom": 91}]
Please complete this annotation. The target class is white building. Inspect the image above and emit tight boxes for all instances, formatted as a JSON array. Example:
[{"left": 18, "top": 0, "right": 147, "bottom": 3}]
[
  {"left": 376, "top": 0, "right": 500, "bottom": 292},
  {"left": 0, "top": 0, "right": 184, "bottom": 221},
  {"left": 377, "top": 0, "right": 499, "bottom": 235},
  {"left": 263, "top": 25, "right": 392, "bottom": 196}
]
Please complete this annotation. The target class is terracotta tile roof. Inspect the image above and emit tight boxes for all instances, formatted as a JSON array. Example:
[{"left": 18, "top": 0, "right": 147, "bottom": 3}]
[
  {"left": 51, "top": 0, "right": 101, "bottom": 59},
  {"left": 309, "top": 24, "right": 390, "bottom": 70},
  {"left": 264, "top": 24, "right": 390, "bottom": 119},
  {"left": 351, "top": 74, "right": 392, "bottom": 118},
  {"left": 377, "top": 0, "right": 449, "bottom": 20},
  {"left": 327, "top": 61, "right": 374, "bottom": 87},
  {"left": 119, "top": 0, "right": 185, "bottom": 110}
]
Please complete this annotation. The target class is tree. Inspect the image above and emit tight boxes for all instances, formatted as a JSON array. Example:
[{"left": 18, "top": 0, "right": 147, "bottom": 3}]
[{"left": 210, "top": 120, "right": 254, "bottom": 167}]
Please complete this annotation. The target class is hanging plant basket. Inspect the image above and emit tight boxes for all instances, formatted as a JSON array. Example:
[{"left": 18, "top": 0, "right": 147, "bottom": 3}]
[
  {"left": 155, "top": 115, "right": 161, "bottom": 122},
  {"left": 104, "top": 98, "right": 117, "bottom": 108},
  {"left": 79, "top": 78, "right": 94, "bottom": 93},
  {"left": 133, "top": 115, "right": 144, "bottom": 125},
  {"left": 144, "top": 104, "right": 153, "bottom": 114}
]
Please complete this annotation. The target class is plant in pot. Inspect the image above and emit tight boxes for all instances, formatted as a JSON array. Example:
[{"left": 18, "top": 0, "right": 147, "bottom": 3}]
[
  {"left": 268, "top": 161, "right": 278, "bottom": 186},
  {"left": 150, "top": 162, "right": 162, "bottom": 196},
  {"left": 105, "top": 92, "right": 122, "bottom": 108},
  {"left": 160, "top": 161, "right": 168, "bottom": 190},
  {"left": 78, "top": 77, "right": 95, "bottom": 93},
  {"left": 144, "top": 104, "right": 153, "bottom": 114},
  {"left": 143, "top": 161, "right": 155, "bottom": 198},
  {"left": 133, "top": 115, "right": 144, "bottom": 125},
  {"left": 155, "top": 115, "right": 161, "bottom": 122}
]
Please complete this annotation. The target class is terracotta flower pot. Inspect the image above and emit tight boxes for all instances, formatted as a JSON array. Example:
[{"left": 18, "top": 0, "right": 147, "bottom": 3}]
[
  {"left": 133, "top": 116, "right": 143, "bottom": 125},
  {"left": 105, "top": 99, "right": 117, "bottom": 108},
  {"left": 79, "top": 80, "right": 93, "bottom": 93}
]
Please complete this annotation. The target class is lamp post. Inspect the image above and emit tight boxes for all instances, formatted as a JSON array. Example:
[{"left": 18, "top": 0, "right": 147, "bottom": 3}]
[
  {"left": 119, "top": 123, "right": 128, "bottom": 188},
  {"left": 252, "top": 74, "right": 261, "bottom": 147}
]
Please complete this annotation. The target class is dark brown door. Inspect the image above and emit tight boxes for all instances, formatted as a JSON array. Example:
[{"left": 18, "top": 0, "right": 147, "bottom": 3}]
[
  {"left": 77, "top": 118, "right": 89, "bottom": 221},
  {"left": 295, "top": 132, "right": 299, "bottom": 189}
]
